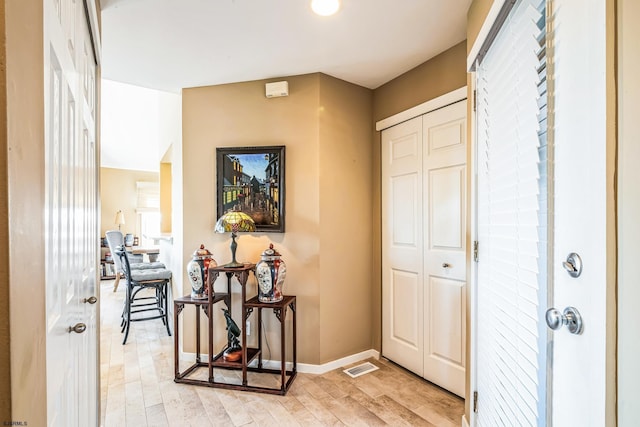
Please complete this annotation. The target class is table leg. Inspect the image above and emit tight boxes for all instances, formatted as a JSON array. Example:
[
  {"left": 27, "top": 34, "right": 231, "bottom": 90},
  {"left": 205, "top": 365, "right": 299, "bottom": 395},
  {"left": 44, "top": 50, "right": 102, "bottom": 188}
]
[
  {"left": 208, "top": 298, "right": 214, "bottom": 383},
  {"left": 280, "top": 307, "right": 286, "bottom": 392},
  {"left": 195, "top": 305, "right": 201, "bottom": 363},
  {"left": 242, "top": 304, "right": 248, "bottom": 386},
  {"left": 258, "top": 308, "right": 263, "bottom": 369},
  {"left": 292, "top": 300, "right": 297, "bottom": 372},
  {"left": 174, "top": 302, "right": 180, "bottom": 379}
]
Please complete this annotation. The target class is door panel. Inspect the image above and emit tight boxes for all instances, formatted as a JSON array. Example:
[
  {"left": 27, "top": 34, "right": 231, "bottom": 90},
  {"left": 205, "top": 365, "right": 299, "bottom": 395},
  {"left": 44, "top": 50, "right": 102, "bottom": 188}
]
[
  {"left": 430, "top": 166, "right": 464, "bottom": 250},
  {"left": 423, "top": 101, "right": 466, "bottom": 396},
  {"left": 427, "top": 117, "right": 465, "bottom": 153},
  {"left": 382, "top": 116, "right": 424, "bottom": 376},
  {"left": 428, "top": 276, "right": 465, "bottom": 365},
  {"left": 391, "top": 174, "right": 418, "bottom": 248},
  {"left": 391, "top": 270, "right": 420, "bottom": 347}
]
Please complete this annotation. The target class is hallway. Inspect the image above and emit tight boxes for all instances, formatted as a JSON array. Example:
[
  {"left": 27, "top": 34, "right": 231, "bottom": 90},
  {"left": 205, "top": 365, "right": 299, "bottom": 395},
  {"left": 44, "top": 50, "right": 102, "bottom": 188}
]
[{"left": 99, "top": 280, "right": 464, "bottom": 426}]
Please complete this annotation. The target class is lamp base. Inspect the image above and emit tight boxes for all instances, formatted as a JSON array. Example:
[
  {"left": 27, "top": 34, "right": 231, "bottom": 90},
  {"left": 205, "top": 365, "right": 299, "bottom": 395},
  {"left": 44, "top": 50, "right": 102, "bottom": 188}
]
[
  {"left": 222, "top": 261, "right": 246, "bottom": 268},
  {"left": 224, "top": 232, "right": 246, "bottom": 268}
]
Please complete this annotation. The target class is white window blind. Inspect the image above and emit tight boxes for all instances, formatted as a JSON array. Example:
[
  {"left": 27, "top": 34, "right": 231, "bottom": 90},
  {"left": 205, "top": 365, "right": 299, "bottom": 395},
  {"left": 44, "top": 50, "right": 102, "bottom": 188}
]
[
  {"left": 475, "top": 0, "right": 548, "bottom": 426},
  {"left": 136, "top": 181, "right": 159, "bottom": 210}
]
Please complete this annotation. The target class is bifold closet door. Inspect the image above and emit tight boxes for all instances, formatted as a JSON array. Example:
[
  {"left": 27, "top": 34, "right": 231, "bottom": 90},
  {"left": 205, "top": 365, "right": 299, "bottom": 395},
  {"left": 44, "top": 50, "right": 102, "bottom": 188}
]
[{"left": 382, "top": 100, "right": 466, "bottom": 397}]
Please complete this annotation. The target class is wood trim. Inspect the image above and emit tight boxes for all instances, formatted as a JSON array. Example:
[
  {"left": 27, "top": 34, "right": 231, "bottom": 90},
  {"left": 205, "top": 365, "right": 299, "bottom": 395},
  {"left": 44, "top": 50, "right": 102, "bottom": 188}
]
[{"left": 375, "top": 87, "right": 467, "bottom": 131}]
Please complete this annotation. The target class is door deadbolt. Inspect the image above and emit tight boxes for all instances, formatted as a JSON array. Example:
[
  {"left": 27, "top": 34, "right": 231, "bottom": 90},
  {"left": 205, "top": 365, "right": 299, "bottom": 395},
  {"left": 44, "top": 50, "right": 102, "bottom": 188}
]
[
  {"left": 562, "top": 252, "right": 583, "bottom": 278},
  {"left": 545, "top": 306, "right": 583, "bottom": 334}
]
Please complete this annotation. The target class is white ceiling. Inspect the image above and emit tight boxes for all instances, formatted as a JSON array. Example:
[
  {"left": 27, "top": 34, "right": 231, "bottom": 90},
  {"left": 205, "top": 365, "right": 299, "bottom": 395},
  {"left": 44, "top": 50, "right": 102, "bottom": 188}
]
[{"left": 100, "top": 0, "right": 472, "bottom": 92}]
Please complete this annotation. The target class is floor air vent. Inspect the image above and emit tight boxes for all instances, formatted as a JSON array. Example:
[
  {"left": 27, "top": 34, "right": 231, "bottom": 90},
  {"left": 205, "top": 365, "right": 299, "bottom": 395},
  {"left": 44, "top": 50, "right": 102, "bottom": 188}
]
[{"left": 343, "top": 362, "right": 379, "bottom": 378}]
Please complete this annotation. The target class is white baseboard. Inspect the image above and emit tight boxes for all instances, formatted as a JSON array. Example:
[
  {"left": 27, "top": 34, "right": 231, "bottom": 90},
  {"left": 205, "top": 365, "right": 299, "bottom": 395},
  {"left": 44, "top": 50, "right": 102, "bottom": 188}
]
[
  {"left": 179, "top": 348, "right": 380, "bottom": 375},
  {"left": 462, "top": 414, "right": 470, "bottom": 427},
  {"left": 297, "top": 349, "right": 380, "bottom": 374}
]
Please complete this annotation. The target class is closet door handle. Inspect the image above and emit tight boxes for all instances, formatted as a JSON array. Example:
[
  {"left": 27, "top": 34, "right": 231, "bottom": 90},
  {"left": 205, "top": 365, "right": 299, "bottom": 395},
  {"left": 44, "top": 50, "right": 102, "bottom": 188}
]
[{"left": 69, "top": 323, "right": 87, "bottom": 334}]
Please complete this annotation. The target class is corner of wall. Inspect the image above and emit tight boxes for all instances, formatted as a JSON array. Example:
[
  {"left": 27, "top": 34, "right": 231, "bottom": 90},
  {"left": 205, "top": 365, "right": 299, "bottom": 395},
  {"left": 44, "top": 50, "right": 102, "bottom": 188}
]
[{"left": 317, "top": 74, "right": 374, "bottom": 363}]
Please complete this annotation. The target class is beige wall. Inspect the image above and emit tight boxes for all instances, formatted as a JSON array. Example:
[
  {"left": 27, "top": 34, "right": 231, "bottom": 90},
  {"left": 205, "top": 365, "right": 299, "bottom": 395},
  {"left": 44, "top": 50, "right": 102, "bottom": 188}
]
[
  {"left": 466, "top": 0, "right": 493, "bottom": 55},
  {"left": 370, "top": 42, "right": 468, "bottom": 355},
  {"left": 6, "top": 0, "right": 47, "bottom": 424},
  {"left": 373, "top": 41, "right": 467, "bottom": 122},
  {"left": 160, "top": 162, "right": 172, "bottom": 233},
  {"left": 100, "top": 167, "right": 159, "bottom": 237},
  {"left": 318, "top": 74, "right": 373, "bottom": 362},
  {"left": 182, "top": 73, "right": 373, "bottom": 364}
]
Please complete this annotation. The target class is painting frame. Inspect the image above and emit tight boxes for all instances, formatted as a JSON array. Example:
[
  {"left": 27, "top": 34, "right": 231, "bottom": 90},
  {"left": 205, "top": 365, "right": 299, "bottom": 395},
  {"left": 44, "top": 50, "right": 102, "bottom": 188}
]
[{"left": 216, "top": 146, "right": 285, "bottom": 233}]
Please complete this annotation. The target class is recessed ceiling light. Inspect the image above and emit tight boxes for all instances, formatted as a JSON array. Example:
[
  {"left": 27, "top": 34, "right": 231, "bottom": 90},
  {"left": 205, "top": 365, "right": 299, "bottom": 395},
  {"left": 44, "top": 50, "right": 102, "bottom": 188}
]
[{"left": 311, "top": 0, "right": 340, "bottom": 16}]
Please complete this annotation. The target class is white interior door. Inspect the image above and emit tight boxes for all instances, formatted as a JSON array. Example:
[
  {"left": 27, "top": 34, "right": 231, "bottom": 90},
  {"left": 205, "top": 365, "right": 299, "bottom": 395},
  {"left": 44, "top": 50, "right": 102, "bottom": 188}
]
[
  {"left": 382, "top": 116, "right": 424, "bottom": 376},
  {"left": 44, "top": 0, "right": 99, "bottom": 425},
  {"left": 471, "top": 0, "right": 614, "bottom": 425},
  {"left": 423, "top": 101, "right": 466, "bottom": 397},
  {"left": 382, "top": 99, "right": 467, "bottom": 396},
  {"left": 550, "top": 0, "right": 614, "bottom": 424}
]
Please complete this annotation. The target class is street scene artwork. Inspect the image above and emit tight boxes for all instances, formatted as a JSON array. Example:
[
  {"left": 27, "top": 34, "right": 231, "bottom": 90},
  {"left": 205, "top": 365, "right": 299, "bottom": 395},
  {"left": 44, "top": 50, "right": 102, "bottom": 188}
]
[{"left": 216, "top": 146, "right": 285, "bottom": 232}]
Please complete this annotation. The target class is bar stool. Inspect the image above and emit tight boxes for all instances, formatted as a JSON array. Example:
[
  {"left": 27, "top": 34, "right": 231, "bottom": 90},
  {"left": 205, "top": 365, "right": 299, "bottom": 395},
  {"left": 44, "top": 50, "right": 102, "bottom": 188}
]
[
  {"left": 115, "top": 246, "right": 172, "bottom": 344},
  {"left": 106, "top": 230, "right": 166, "bottom": 292}
]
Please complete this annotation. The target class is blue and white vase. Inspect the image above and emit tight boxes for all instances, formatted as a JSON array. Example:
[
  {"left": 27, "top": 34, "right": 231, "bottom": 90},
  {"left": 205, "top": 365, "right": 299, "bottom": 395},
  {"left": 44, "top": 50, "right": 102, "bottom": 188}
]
[
  {"left": 256, "top": 244, "right": 286, "bottom": 303},
  {"left": 187, "top": 244, "right": 217, "bottom": 299}
]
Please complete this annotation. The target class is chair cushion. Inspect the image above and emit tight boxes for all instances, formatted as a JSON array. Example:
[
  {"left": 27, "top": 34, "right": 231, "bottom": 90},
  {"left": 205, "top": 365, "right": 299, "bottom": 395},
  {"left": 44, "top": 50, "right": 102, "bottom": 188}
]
[
  {"left": 131, "top": 268, "right": 172, "bottom": 282},
  {"left": 128, "top": 253, "right": 144, "bottom": 263},
  {"left": 130, "top": 261, "right": 166, "bottom": 270}
]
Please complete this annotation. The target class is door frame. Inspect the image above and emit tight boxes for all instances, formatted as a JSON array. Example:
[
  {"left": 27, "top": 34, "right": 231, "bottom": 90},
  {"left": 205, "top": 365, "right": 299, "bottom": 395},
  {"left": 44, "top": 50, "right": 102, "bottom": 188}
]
[
  {"left": 375, "top": 87, "right": 467, "bottom": 132},
  {"left": 466, "top": 0, "right": 617, "bottom": 425},
  {"left": 376, "top": 86, "right": 468, "bottom": 399}
]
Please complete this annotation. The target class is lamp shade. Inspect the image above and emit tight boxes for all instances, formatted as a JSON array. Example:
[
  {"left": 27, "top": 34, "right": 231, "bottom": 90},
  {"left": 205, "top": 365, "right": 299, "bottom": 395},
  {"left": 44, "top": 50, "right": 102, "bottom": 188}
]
[
  {"left": 215, "top": 211, "right": 256, "bottom": 234},
  {"left": 115, "top": 210, "right": 125, "bottom": 227},
  {"left": 215, "top": 210, "right": 256, "bottom": 268}
]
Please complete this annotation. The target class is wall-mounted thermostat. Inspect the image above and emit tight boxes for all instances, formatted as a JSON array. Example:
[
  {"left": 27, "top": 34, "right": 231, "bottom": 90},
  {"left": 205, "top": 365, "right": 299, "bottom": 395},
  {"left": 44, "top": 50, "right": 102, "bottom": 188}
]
[{"left": 265, "top": 81, "right": 289, "bottom": 98}]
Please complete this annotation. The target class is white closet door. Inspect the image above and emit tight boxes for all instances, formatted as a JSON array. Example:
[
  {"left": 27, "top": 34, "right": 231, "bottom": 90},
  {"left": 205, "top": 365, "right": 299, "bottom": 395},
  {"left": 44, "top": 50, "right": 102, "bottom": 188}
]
[
  {"left": 382, "top": 100, "right": 467, "bottom": 396},
  {"left": 382, "top": 116, "right": 425, "bottom": 376},
  {"left": 423, "top": 100, "right": 467, "bottom": 397},
  {"left": 44, "top": 0, "right": 99, "bottom": 425}
]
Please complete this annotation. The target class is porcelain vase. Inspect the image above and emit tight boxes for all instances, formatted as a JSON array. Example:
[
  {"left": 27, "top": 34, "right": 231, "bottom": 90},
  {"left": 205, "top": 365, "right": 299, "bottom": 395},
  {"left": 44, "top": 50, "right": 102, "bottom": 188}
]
[
  {"left": 187, "top": 244, "right": 217, "bottom": 299},
  {"left": 255, "top": 243, "right": 286, "bottom": 303}
]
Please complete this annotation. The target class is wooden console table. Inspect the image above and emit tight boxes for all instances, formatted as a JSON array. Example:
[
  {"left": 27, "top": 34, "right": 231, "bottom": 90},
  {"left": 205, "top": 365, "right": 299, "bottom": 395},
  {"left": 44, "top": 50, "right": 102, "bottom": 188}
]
[{"left": 173, "top": 263, "right": 297, "bottom": 395}]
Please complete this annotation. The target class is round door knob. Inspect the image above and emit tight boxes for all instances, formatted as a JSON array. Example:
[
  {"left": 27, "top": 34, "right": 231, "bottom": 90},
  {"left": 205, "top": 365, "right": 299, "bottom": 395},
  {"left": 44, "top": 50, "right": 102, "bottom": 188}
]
[
  {"left": 69, "top": 323, "right": 87, "bottom": 334},
  {"left": 84, "top": 296, "right": 97, "bottom": 304},
  {"left": 545, "top": 308, "right": 564, "bottom": 330},
  {"left": 442, "top": 263, "right": 452, "bottom": 268},
  {"left": 545, "top": 306, "right": 583, "bottom": 334}
]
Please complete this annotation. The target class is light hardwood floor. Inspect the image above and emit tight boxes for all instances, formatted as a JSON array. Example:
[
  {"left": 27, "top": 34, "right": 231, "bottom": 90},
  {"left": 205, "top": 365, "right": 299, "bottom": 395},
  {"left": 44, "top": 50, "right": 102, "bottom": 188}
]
[{"left": 100, "top": 280, "right": 464, "bottom": 426}]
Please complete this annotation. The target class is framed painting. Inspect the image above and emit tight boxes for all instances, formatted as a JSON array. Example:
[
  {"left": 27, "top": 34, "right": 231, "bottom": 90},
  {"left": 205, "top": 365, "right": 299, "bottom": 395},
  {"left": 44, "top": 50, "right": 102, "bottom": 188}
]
[{"left": 216, "top": 146, "right": 285, "bottom": 232}]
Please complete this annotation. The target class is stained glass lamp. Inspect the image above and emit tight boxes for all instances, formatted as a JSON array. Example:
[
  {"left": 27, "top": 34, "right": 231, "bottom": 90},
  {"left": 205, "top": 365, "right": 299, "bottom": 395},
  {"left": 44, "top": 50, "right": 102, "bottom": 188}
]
[{"left": 215, "top": 210, "right": 256, "bottom": 268}]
